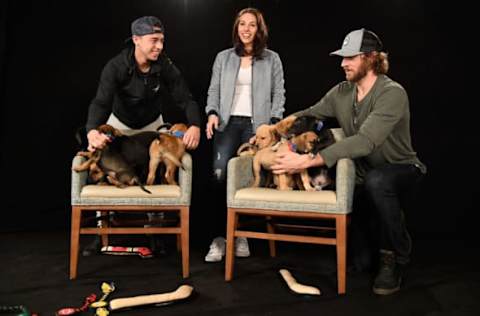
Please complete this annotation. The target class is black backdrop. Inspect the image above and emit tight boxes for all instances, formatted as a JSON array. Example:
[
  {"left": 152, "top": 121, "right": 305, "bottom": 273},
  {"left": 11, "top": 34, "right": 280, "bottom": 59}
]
[{"left": 0, "top": 0, "right": 476, "bottom": 238}]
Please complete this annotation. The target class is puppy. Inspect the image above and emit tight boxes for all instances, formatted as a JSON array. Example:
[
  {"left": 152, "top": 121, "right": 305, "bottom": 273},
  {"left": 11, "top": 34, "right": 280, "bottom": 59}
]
[
  {"left": 236, "top": 120, "right": 292, "bottom": 156},
  {"left": 146, "top": 123, "right": 187, "bottom": 185},
  {"left": 286, "top": 116, "right": 336, "bottom": 190},
  {"left": 73, "top": 124, "right": 160, "bottom": 193},
  {"left": 96, "top": 125, "right": 159, "bottom": 193},
  {"left": 252, "top": 131, "right": 321, "bottom": 191},
  {"left": 72, "top": 124, "right": 124, "bottom": 183}
]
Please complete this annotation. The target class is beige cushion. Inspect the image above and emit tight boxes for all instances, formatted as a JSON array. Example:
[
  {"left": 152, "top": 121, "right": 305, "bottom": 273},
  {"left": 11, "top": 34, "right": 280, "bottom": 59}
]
[
  {"left": 81, "top": 185, "right": 181, "bottom": 198},
  {"left": 235, "top": 188, "right": 336, "bottom": 204}
]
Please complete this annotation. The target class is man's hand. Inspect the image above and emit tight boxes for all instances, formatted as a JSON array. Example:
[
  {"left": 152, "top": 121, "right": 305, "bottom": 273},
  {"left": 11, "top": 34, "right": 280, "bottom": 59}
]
[
  {"left": 271, "top": 151, "right": 324, "bottom": 174},
  {"left": 183, "top": 125, "right": 200, "bottom": 150},
  {"left": 87, "top": 129, "right": 111, "bottom": 152},
  {"left": 205, "top": 114, "right": 219, "bottom": 140}
]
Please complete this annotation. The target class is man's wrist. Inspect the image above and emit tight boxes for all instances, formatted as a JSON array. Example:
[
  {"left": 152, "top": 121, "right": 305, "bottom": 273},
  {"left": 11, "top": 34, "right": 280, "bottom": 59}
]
[{"left": 303, "top": 153, "right": 323, "bottom": 168}]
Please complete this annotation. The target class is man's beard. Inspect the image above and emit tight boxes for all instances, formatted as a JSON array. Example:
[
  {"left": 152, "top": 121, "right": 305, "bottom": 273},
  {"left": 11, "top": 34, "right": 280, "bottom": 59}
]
[{"left": 346, "top": 58, "right": 369, "bottom": 83}]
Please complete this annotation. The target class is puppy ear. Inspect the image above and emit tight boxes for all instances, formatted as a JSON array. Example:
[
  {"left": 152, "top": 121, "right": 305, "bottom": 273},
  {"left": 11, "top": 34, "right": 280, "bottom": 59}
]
[
  {"left": 275, "top": 116, "right": 296, "bottom": 136},
  {"left": 317, "top": 130, "right": 335, "bottom": 149}
]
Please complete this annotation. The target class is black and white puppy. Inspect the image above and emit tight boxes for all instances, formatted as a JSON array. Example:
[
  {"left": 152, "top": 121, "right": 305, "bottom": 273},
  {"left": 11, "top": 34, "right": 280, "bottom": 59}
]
[{"left": 287, "top": 115, "right": 336, "bottom": 190}]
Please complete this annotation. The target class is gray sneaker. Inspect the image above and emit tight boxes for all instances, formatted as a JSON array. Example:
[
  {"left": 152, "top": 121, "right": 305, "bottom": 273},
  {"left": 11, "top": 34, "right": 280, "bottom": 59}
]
[
  {"left": 205, "top": 237, "right": 226, "bottom": 262},
  {"left": 235, "top": 237, "right": 250, "bottom": 257}
]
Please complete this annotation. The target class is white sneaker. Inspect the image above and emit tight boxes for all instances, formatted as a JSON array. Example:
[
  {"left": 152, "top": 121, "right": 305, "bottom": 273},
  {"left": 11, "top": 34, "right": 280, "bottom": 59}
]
[
  {"left": 235, "top": 237, "right": 250, "bottom": 257},
  {"left": 205, "top": 237, "right": 226, "bottom": 262}
]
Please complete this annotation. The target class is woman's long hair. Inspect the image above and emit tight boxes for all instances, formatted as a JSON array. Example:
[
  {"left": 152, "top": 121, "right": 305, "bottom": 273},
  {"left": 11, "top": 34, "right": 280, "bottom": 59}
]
[{"left": 232, "top": 8, "right": 268, "bottom": 59}]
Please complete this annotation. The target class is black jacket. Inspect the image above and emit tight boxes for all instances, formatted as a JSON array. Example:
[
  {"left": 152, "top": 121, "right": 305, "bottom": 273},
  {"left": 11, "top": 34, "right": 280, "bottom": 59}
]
[{"left": 86, "top": 46, "right": 201, "bottom": 131}]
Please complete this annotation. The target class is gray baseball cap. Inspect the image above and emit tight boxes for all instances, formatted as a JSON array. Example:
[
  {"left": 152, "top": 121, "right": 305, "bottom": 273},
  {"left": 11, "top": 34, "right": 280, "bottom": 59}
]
[
  {"left": 131, "top": 16, "right": 164, "bottom": 36},
  {"left": 330, "top": 28, "right": 383, "bottom": 57}
]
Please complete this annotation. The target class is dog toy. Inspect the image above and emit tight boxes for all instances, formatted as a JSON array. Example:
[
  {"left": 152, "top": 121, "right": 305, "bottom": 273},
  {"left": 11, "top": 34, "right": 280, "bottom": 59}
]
[
  {"left": 101, "top": 246, "right": 153, "bottom": 258},
  {"left": 90, "top": 282, "right": 116, "bottom": 315},
  {"left": 94, "top": 284, "right": 194, "bottom": 315},
  {"left": 279, "top": 269, "right": 321, "bottom": 295},
  {"left": 55, "top": 293, "right": 97, "bottom": 315}
]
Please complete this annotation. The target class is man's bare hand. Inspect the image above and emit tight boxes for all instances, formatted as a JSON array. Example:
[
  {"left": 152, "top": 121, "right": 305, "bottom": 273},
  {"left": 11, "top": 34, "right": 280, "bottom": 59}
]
[
  {"left": 87, "top": 129, "right": 111, "bottom": 152},
  {"left": 183, "top": 125, "right": 200, "bottom": 150}
]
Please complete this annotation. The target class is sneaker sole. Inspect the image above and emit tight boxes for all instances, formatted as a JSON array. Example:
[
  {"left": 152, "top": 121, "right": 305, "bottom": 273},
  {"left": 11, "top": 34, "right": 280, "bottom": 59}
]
[
  {"left": 205, "top": 254, "right": 224, "bottom": 262},
  {"left": 372, "top": 278, "right": 402, "bottom": 295}
]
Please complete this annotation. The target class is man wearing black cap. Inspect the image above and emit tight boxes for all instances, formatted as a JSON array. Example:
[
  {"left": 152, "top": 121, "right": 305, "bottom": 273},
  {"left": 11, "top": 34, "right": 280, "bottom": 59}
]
[
  {"left": 86, "top": 16, "right": 201, "bottom": 151},
  {"left": 82, "top": 16, "right": 201, "bottom": 256},
  {"left": 271, "top": 28, "right": 426, "bottom": 295}
]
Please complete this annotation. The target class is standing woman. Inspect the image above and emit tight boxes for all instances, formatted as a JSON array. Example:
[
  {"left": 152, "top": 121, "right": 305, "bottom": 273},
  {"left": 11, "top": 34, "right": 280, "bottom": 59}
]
[{"left": 204, "top": 8, "right": 286, "bottom": 262}]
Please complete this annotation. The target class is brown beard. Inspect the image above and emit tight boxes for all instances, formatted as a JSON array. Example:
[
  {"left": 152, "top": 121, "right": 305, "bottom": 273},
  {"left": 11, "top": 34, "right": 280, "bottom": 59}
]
[
  {"left": 345, "top": 54, "right": 376, "bottom": 83},
  {"left": 348, "top": 57, "right": 369, "bottom": 82}
]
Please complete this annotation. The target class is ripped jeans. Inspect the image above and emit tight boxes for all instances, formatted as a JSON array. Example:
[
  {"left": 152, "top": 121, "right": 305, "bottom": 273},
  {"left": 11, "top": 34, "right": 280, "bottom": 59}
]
[
  {"left": 209, "top": 116, "right": 253, "bottom": 238},
  {"left": 211, "top": 116, "right": 254, "bottom": 184}
]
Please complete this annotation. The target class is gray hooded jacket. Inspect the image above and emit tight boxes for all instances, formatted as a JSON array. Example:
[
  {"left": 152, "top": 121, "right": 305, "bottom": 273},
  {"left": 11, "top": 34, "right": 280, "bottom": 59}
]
[{"left": 205, "top": 48, "right": 285, "bottom": 132}]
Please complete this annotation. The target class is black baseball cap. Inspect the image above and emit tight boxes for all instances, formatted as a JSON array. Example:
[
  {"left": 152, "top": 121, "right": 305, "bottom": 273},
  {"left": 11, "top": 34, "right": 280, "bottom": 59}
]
[{"left": 131, "top": 16, "right": 165, "bottom": 36}]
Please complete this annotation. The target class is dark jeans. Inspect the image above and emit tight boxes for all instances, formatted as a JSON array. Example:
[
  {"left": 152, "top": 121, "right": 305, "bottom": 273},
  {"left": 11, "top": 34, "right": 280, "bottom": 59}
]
[
  {"left": 209, "top": 116, "right": 254, "bottom": 238},
  {"left": 350, "top": 163, "right": 424, "bottom": 269}
]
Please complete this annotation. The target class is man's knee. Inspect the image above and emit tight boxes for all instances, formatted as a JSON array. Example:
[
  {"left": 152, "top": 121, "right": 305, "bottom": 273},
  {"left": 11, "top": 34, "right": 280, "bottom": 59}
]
[{"left": 364, "top": 169, "right": 390, "bottom": 193}]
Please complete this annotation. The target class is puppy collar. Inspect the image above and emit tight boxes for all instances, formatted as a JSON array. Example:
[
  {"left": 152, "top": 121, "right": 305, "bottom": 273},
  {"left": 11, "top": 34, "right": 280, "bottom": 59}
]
[
  {"left": 105, "top": 133, "right": 116, "bottom": 142},
  {"left": 316, "top": 121, "right": 324, "bottom": 132},
  {"left": 287, "top": 141, "right": 297, "bottom": 152},
  {"left": 171, "top": 131, "right": 185, "bottom": 138}
]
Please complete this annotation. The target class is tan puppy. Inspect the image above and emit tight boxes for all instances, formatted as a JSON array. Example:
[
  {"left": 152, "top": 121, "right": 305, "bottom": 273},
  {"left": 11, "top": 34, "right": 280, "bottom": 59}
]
[
  {"left": 147, "top": 123, "right": 187, "bottom": 185},
  {"left": 274, "top": 115, "right": 297, "bottom": 137},
  {"left": 237, "top": 118, "right": 297, "bottom": 157},
  {"left": 252, "top": 131, "right": 319, "bottom": 191}
]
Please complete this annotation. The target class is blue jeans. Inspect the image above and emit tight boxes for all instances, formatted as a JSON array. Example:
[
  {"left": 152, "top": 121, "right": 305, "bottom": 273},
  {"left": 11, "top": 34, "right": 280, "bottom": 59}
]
[
  {"left": 211, "top": 116, "right": 254, "bottom": 184},
  {"left": 209, "top": 116, "right": 253, "bottom": 238},
  {"left": 351, "top": 163, "right": 424, "bottom": 267}
]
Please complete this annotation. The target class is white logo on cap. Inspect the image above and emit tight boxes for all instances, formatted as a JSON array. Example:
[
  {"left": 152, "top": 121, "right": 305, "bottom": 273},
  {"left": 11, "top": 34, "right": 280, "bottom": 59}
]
[{"left": 343, "top": 35, "right": 350, "bottom": 47}]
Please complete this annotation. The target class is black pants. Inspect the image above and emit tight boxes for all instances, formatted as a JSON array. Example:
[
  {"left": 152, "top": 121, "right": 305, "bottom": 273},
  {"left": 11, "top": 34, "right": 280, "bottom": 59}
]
[{"left": 350, "top": 163, "right": 424, "bottom": 268}]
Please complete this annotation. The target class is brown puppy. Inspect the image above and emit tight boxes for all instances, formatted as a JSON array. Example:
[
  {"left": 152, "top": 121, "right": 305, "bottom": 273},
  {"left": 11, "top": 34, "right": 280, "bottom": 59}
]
[
  {"left": 236, "top": 120, "right": 292, "bottom": 157},
  {"left": 237, "top": 124, "right": 278, "bottom": 156},
  {"left": 274, "top": 115, "right": 297, "bottom": 137},
  {"left": 252, "top": 131, "right": 319, "bottom": 191},
  {"left": 147, "top": 123, "right": 187, "bottom": 185}
]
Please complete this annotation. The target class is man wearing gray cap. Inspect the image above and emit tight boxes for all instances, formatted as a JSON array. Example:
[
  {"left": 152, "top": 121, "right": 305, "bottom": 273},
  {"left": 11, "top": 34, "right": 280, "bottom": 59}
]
[
  {"left": 272, "top": 28, "right": 426, "bottom": 295},
  {"left": 86, "top": 16, "right": 201, "bottom": 151}
]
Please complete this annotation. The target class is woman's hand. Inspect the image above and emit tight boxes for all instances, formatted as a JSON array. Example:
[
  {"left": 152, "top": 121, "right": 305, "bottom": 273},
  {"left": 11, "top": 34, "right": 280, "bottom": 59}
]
[{"left": 205, "top": 114, "right": 219, "bottom": 139}]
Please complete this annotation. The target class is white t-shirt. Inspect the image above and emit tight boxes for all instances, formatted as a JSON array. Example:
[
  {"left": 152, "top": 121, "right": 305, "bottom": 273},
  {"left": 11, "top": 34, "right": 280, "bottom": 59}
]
[{"left": 230, "top": 66, "right": 252, "bottom": 117}]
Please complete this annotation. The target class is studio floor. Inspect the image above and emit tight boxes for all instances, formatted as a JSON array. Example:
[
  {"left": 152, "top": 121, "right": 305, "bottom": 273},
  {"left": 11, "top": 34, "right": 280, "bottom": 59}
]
[{"left": 1, "top": 230, "right": 479, "bottom": 316}]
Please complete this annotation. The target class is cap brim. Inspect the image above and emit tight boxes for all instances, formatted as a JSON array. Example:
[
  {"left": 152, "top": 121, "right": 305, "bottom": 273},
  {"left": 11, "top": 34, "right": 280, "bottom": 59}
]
[{"left": 329, "top": 48, "right": 363, "bottom": 57}]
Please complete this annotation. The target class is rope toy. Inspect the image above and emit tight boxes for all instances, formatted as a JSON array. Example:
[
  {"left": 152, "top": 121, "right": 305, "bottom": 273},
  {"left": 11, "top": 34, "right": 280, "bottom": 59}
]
[
  {"left": 55, "top": 294, "right": 97, "bottom": 315},
  {"left": 101, "top": 246, "right": 153, "bottom": 258}
]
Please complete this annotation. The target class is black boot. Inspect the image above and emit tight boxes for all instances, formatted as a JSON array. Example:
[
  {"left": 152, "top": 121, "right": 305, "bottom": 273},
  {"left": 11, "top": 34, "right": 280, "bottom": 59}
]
[
  {"left": 372, "top": 249, "right": 401, "bottom": 295},
  {"left": 149, "top": 235, "right": 167, "bottom": 256},
  {"left": 82, "top": 235, "right": 102, "bottom": 256}
]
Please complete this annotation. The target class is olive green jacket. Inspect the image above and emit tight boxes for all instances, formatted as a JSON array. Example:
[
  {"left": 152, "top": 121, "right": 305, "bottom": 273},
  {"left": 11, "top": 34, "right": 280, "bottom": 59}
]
[{"left": 295, "top": 75, "right": 426, "bottom": 182}]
